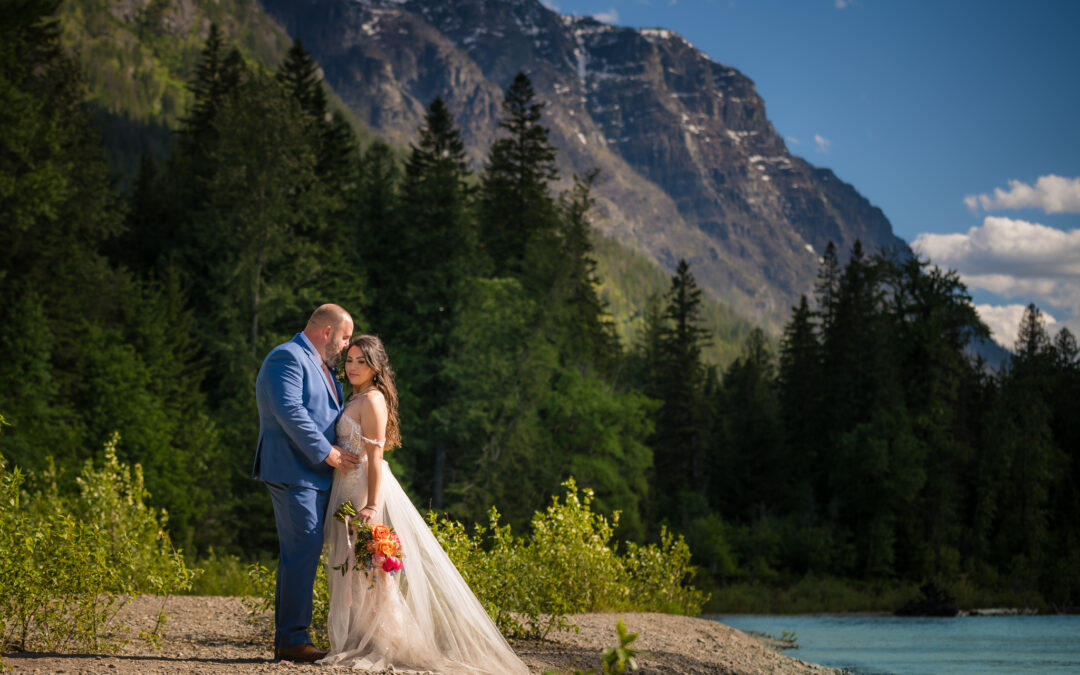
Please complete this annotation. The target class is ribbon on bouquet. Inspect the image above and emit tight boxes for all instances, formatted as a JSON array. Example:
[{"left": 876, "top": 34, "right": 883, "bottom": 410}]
[
  {"left": 344, "top": 514, "right": 355, "bottom": 607},
  {"left": 333, "top": 500, "right": 360, "bottom": 607}
]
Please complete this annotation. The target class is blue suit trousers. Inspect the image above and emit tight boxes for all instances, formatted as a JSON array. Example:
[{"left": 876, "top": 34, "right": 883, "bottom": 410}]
[{"left": 266, "top": 482, "right": 330, "bottom": 648}]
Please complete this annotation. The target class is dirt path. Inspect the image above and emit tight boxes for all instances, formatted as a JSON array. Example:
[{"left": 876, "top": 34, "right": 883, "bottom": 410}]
[{"left": 2, "top": 596, "right": 838, "bottom": 674}]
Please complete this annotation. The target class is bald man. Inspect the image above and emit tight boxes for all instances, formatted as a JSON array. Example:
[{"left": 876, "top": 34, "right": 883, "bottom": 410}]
[{"left": 253, "top": 304, "right": 358, "bottom": 662}]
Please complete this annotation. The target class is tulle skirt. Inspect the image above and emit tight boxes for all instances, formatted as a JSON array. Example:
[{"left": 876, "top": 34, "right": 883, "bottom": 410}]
[{"left": 319, "top": 458, "right": 528, "bottom": 674}]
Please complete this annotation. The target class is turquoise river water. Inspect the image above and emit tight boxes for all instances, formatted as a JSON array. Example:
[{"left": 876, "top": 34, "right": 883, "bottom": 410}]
[{"left": 710, "top": 614, "right": 1080, "bottom": 674}]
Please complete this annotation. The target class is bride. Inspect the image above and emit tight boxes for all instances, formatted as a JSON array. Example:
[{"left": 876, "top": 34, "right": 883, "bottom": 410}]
[{"left": 319, "top": 335, "right": 528, "bottom": 674}]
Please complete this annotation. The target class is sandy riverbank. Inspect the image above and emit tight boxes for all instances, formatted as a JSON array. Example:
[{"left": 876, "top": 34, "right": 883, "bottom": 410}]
[{"left": 1, "top": 596, "right": 839, "bottom": 674}]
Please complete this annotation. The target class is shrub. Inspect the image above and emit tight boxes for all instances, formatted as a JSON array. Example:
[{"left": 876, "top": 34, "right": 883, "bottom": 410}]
[
  {"left": 429, "top": 505, "right": 577, "bottom": 639},
  {"left": 430, "top": 478, "right": 709, "bottom": 638},
  {"left": 240, "top": 478, "right": 709, "bottom": 642},
  {"left": 0, "top": 433, "right": 195, "bottom": 652}
]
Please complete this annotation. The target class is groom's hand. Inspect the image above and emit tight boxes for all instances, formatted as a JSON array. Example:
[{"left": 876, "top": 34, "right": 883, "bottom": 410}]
[{"left": 326, "top": 445, "right": 360, "bottom": 472}]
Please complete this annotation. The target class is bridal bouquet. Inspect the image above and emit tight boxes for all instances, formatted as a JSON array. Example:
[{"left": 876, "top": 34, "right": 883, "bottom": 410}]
[{"left": 332, "top": 500, "right": 404, "bottom": 581}]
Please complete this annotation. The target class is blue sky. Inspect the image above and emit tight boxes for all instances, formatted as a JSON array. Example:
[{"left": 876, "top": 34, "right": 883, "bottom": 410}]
[{"left": 549, "top": 0, "right": 1080, "bottom": 346}]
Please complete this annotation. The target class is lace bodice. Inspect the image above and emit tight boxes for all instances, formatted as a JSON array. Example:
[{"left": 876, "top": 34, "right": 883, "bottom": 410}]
[{"left": 337, "top": 414, "right": 368, "bottom": 457}]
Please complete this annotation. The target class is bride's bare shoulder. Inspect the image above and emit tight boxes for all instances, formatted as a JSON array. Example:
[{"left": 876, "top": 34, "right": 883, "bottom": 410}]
[{"left": 350, "top": 389, "right": 386, "bottom": 414}]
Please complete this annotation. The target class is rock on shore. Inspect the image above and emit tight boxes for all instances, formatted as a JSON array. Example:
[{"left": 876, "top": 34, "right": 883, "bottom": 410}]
[{"left": 1, "top": 596, "right": 838, "bottom": 674}]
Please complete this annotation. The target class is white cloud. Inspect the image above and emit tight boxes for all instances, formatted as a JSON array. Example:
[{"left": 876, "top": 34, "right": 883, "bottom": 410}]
[
  {"left": 541, "top": 0, "right": 559, "bottom": 10},
  {"left": 593, "top": 7, "right": 619, "bottom": 22},
  {"left": 835, "top": 0, "right": 849, "bottom": 8},
  {"left": 965, "top": 174, "right": 1080, "bottom": 214},
  {"left": 785, "top": 135, "right": 800, "bottom": 145},
  {"left": 814, "top": 134, "right": 831, "bottom": 153},
  {"left": 975, "top": 303, "right": 1057, "bottom": 349},
  {"left": 912, "top": 216, "right": 1080, "bottom": 318}
]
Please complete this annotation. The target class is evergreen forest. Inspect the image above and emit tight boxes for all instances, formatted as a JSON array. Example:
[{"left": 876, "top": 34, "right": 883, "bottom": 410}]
[{"left": 3, "top": 2, "right": 1079, "bottom": 611}]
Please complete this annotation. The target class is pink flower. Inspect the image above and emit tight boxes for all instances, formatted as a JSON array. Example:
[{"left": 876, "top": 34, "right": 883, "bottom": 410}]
[
  {"left": 382, "top": 556, "right": 403, "bottom": 572},
  {"left": 373, "top": 554, "right": 386, "bottom": 567}
]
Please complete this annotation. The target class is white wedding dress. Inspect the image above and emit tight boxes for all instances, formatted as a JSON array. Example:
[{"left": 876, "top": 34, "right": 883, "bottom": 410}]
[{"left": 319, "top": 413, "right": 528, "bottom": 674}]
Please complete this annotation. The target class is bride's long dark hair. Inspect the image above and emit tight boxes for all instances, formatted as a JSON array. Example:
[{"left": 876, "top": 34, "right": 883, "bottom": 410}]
[{"left": 347, "top": 334, "right": 401, "bottom": 450}]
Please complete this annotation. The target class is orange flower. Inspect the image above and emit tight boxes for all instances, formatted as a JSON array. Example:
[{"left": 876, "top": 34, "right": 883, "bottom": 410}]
[
  {"left": 375, "top": 539, "right": 397, "bottom": 557},
  {"left": 371, "top": 524, "right": 391, "bottom": 541}
]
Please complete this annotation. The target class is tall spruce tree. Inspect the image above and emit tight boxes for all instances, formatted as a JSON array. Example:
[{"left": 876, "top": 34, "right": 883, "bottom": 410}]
[
  {"left": 276, "top": 38, "right": 328, "bottom": 121},
  {"left": 180, "top": 25, "right": 245, "bottom": 150},
  {"left": 987, "top": 304, "right": 1066, "bottom": 583},
  {"left": 276, "top": 38, "right": 360, "bottom": 196},
  {"left": 777, "top": 295, "right": 822, "bottom": 515},
  {"left": 479, "top": 72, "right": 559, "bottom": 280},
  {"left": 553, "top": 170, "right": 620, "bottom": 373},
  {"left": 714, "top": 329, "right": 784, "bottom": 521},
  {"left": 649, "top": 260, "right": 712, "bottom": 526},
  {"left": 884, "top": 254, "right": 985, "bottom": 578},
  {"left": 390, "top": 97, "right": 478, "bottom": 507}
]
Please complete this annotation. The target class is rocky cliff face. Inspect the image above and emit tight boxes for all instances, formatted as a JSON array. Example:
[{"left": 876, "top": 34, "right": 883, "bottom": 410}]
[{"left": 258, "top": 0, "right": 908, "bottom": 326}]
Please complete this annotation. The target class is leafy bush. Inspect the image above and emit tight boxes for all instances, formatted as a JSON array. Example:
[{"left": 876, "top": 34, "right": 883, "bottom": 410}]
[
  {"left": 0, "top": 433, "right": 195, "bottom": 652},
  {"left": 429, "top": 504, "right": 577, "bottom": 639},
  {"left": 236, "top": 478, "right": 707, "bottom": 642},
  {"left": 429, "top": 478, "right": 708, "bottom": 638}
]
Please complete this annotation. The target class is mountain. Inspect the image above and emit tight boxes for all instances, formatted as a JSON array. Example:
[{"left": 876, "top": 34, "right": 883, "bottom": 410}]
[
  {"left": 57, "top": 0, "right": 759, "bottom": 365},
  {"left": 256, "top": 0, "right": 910, "bottom": 328}
]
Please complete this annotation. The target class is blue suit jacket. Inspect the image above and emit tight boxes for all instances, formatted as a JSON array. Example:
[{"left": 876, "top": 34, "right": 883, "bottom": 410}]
[{"left": 252, "top": 334, "right": 343, "bottom": 490}]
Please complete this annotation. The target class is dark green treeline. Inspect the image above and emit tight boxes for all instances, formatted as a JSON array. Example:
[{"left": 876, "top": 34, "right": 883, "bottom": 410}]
[{"left": 3, "top": 6, "right": 1079, "bottom": 607}]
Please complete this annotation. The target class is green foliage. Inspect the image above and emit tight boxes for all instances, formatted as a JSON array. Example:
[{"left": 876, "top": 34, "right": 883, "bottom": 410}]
[
  {"left": 187, "top": 548, "right": 266, "bottom": 597},
  {"left": 593, "top": 234, "right": 751, "bottom": 368},
  {"left": 545, "top": 617, "right": 645, "bottom": 675},
  {"left": 480, "top": 72, "right": 560, "bottom": 280},
  {"left": 547, "top": 369, "right": 656, "bottom": 542},
  {"left": 636, "top": 259, "right": 714, "bottom": 526},
  {"left": 429, "top": 479, "right": 708, "bottom": 640},
  {"left": 8, "top": 0, "right": 1080, "bottom": 619},
  {"left": 0, "top": 434, "right": 194, "bottom": 653}
]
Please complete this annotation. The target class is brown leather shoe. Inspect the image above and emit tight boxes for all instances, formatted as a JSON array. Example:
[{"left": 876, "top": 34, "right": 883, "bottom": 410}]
[{"left": 273, "top": 643, "right": 328, "bottom": 663}]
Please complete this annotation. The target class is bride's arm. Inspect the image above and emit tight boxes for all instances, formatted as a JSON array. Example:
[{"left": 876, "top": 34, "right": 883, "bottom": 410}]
[{"left": 357, "top": 392, "right": 388, "bottom": 524}]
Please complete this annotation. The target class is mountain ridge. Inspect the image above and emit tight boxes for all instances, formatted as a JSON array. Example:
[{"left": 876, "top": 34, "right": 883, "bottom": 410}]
[{"left": 257, "top": 0, "right": 909, "bottom": 328}]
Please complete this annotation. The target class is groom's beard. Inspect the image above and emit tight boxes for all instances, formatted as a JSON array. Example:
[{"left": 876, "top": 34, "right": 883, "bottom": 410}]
[{"left": 323, "top": 347, "right": 343, "bottom": 370}]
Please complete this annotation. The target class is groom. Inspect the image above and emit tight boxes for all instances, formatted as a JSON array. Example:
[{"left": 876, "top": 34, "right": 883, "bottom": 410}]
[{"left": 253, "top": 304, "right": 359, "bottom": 662}]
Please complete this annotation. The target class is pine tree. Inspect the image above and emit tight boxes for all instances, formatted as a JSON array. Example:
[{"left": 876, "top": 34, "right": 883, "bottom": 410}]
[
  {"left": 275, "top": 39, "right": 360, "bottom": 194},
  {"left": 554, "top": 169, "right": 620, "bottom": 373},
  {"left": 714, "top": 328, "right": 784, "bottom": 521},
  {"left": 389, "top": 97, "right": 478, "bottom": 507},
  {"left": 479, "top": 72, "right": 559, "bottom": 278},
  {"left": 180, "top": 25, "right": 245, "bottom": 149},
  {"left": 882, "top": 253, "right": 985, "bottom": 579},
  {"left": 777, "top": 295, "right": 822, "bottom": 515},
  {"left": 276, "top": 38, "right": 328, "bottom": 121},
  {"left": 352, "top": 140, "right": 401, "bottom": 329},
  {"left": 987, "top": 304, "right": 1065, "bottom": 585},
  {"left": 650, "top": 260, "right": 712, "bottom": 526},
  {"left": 815, "top": 240, "right": 841, "bottom": 334}
]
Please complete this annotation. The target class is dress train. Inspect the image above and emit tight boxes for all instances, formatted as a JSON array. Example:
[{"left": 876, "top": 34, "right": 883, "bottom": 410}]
[{"left": 320, "top": 415, "right": 528, "bottom": 674}]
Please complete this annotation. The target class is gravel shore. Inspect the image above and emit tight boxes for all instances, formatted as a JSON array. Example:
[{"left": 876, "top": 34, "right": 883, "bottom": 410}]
[{"left": 2, "top": 596, "right": 839, "bottom": 674}]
